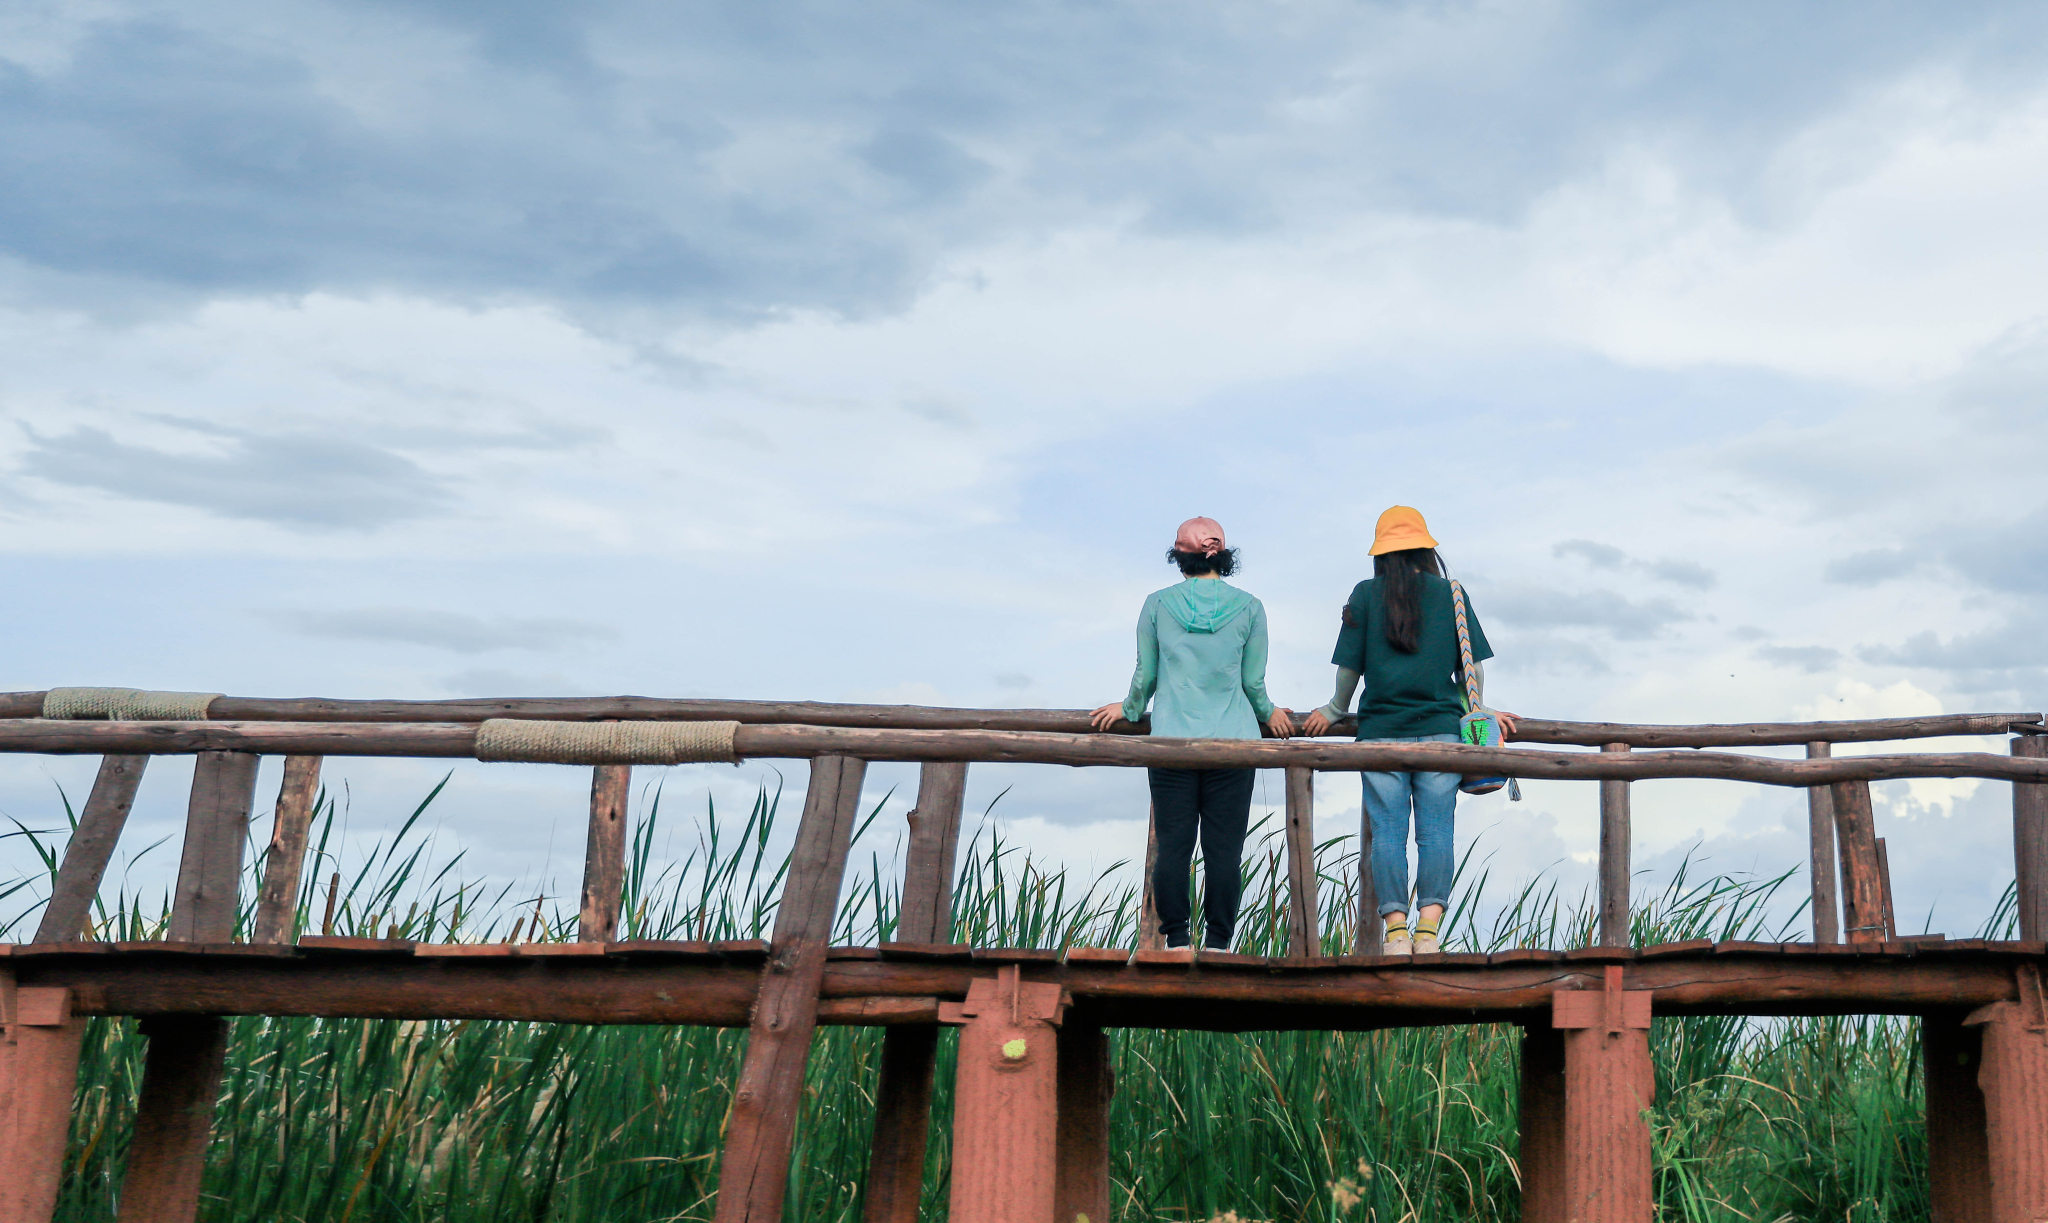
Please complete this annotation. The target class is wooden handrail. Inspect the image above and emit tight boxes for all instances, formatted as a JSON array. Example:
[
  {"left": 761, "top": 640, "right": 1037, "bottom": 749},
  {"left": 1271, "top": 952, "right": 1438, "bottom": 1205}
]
[
  {"left": 2, "top": 690, "right": 2037, "bottom": 748},
  {"left": 4, "top": 719, "right": 2048, "bottom": 786}
]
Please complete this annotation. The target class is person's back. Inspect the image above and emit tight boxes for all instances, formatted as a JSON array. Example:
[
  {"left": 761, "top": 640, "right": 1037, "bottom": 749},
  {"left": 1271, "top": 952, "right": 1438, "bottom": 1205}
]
[
  {"left": 1342, "top": 571, "right": 1476, "bottom": 740},
  {"left": 1141, "top": 577, "right": 1266, "bottom": 740}
]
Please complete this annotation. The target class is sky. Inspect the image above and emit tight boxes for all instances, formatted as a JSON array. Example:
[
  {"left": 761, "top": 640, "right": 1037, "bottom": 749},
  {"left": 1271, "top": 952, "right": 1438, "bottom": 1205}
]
[{"left": 3, "top": 0, "right": 2046, "bottom": 942}]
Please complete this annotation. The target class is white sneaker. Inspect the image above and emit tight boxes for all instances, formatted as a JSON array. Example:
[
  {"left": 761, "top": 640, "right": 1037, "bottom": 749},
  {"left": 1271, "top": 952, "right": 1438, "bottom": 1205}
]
[
  {"left": 1414, "top": 930, "right": 1440, "bottom": 955},
  {"left": 1382, "top": 932, "right": 1413, "bottom": 956}
]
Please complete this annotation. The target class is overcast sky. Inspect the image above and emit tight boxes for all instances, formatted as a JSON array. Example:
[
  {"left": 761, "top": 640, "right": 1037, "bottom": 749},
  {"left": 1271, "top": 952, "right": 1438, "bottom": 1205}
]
[{"left": 4, "top": 1, "right": 2046, "bottom": 942}]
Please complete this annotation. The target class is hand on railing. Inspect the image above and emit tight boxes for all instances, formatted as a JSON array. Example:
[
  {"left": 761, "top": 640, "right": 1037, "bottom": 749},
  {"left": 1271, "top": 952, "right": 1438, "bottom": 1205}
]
[
  {"left": 1301, "top": 709, "right": 1334, "bottom": 737},
  {"left": 1485, "top": 709, "right": 1522, "bottom": 738},
  {"left": 1267, "top": 708, "right": 1294, "bottom": 739},
  {"left": 1088, "top": 703, "right": 1125, "bottom": 732}
]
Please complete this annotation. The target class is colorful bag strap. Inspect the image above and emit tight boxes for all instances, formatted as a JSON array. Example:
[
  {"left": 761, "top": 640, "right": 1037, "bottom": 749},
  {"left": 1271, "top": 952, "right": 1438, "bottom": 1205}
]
[{"left": 1450, "top": 579, "right": 1480, "bottom": 713}]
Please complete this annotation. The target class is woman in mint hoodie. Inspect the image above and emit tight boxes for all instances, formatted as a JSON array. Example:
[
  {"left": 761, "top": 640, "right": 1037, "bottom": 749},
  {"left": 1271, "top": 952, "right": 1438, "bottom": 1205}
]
[{"left": 1092, "top": 517, "right": 1293, "bottom": 955}]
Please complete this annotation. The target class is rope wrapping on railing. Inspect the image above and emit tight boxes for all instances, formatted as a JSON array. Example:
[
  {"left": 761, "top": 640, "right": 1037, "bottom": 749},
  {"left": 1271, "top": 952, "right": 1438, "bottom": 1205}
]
[
  {"left": 474, "top": 718, "right": 740, "bottom": 765},
  {"left": 42, "top": 687, "right": 220, "bottom": 721}
]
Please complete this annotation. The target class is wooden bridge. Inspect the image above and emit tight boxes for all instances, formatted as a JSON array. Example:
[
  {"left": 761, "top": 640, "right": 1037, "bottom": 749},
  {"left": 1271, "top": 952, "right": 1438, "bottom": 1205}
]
[{"left": 1, "top": 690, "right": 2045, "bottom": 1223}]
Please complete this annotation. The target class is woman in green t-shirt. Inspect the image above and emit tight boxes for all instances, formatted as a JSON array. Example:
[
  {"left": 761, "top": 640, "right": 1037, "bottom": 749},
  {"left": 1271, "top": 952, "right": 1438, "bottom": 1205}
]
[{"left": 1302, "top": 507, "right": 1515, "bottom": 956}]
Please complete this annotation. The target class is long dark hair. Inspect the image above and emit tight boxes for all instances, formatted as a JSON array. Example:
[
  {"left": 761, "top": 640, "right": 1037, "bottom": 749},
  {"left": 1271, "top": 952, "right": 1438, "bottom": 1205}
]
[{"left": 1374, "top": 547, "right": 1443, "bottom": 654}]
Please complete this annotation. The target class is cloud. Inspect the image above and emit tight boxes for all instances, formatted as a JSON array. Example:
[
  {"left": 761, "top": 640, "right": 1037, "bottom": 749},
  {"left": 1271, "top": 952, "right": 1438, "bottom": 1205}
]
[
  {"left": 1552, "top": 539, "right": 1715, "bottom": 590},
  {"left": 1492, "top": 585, "right": 1695, "bottom": 641},
  {"left": 993, "top": 672, "right": 1033, "bottom": 689},
  {"left": 1752, "top": 644, "right": 1841, "bottom": 672},
  {"left": 1858, "top": 621, "right": 2047, "bottom": 673},
  {"left": 16, "top": 421, "right": 453, "bottom": 529},
  {"left": 260, "top": 607, "right": 617, "bottom": 653},
  {"left": 1825, "top": 547, "right": 1917, "bottom": 585}
]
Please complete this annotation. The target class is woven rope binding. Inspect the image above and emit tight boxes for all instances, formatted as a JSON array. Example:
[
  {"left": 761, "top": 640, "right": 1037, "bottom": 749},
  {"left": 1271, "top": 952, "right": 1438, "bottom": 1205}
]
[
  {"left": 42, "top": 687, "right": 221, "bottom": 721},
  {"left": 474, "top": 719, "right": 740, "bottom": 765}
]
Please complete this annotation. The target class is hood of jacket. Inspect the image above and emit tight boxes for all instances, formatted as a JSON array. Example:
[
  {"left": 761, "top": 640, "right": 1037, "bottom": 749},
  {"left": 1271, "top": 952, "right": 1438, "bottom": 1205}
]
[{"left": 1159, "top": 579, "right": 1255, "bottom": 634}]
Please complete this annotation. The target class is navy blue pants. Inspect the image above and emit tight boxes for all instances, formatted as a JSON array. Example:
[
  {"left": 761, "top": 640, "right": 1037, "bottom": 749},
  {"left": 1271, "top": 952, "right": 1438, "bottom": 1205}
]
[{"left": 1147, "top": 767, "right": 1255, "bottom": 949}]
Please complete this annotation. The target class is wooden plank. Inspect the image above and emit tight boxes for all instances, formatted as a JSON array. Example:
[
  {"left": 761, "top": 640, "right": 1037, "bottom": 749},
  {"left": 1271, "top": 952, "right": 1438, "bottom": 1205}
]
[
  {"left": 578, "top": 764, "right": 632, "bottom": 942},
  {"left": 35, "top": 755, "right": 148, "bottom": 943},
  {"left": 1139, "top": 804, "right": 1162, "bottom": 952},
  {"left": 2015, "top": 734, "right": 2048, "bottom": 942},
  {"left": 941, "top": 967, "right": 1065, "bottom": 1223},
  {"left": 1876, "top": 837, "right": 1900, "bottom": 941},
  {"left": 1598, "top": 744, "right": 1631, "bottom": 948},
  {"left": 167, "top": 752, "right": 260, "bottom": 944},
  {"left": 1284, "top": 767, "right": 1318, "bottom": 957},
  {"left": 113, "top": 1016, "right": 227, "bottom": 1223},
  {"left": 1519, "top": 1022, "right": 1566, "bottom": 1223},
  {"left": 712, "top": 755, "right": 868, "bottom": 1223},
  {"left": 863, "top": 1024, "right": 937, "bottom": 1223},
  {"left": 1356, "top": 783, "right": 1378, "bottom": 954},
  {"left": 1831, "top": 781, "right": 1887, "bottom": 945},
  {"left": 897, "top": 761, "right": 968, "bottom": 944},
  {"left": 1807, "top": 742, "right": 1840, "bottom": 945},
  {"left": 1055, "top": 1020, "right": 1113, "bottom": 1223},
  {"left": 251, "top": 756, "right": 322, "bottom": 945},
  {"left": 1924, "top": 1009, "right": 1991, "bottom": 1223}
]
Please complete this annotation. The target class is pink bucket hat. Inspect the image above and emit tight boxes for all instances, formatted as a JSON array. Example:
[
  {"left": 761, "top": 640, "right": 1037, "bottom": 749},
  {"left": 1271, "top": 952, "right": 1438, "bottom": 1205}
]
[{"left": 1173, "top": 517, "right": 1226, "bottom": 557}]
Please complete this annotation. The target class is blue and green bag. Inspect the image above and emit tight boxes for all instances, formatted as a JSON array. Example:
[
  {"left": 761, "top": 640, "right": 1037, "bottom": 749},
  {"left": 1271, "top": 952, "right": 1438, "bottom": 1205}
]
[{"left": 1451, "top": 580, "right": 1521, "bottom": 800}]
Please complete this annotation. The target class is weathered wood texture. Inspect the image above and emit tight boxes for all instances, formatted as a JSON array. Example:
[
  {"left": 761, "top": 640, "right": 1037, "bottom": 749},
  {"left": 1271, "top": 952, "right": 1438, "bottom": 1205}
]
[
  {"left": 942, "top": 968, "right": 1066, "bottom": 1223},
  {"left": 169, "top": 752, "right": 260, "bottom": 944},
  {"left": 1807, "top": 743, "right": 1840, "bottom": 945},
  {"left": 1056, "top": 1020, "right": 1113, "bottom": 1223},
  {"left": 1355, "top": 790, "right": 1378, "bottom": 953},
  {"left": 1139, "top": 806, "right": 1163, "bottom": 952},
  {"left": 713, "top": 756, "right": 868, "bottom": 1223},
  {"left": 1876, "top": 838, "right": 1900, "bottom": 941},
  {"left": 13, "top": 720, "right": 2048, "bottom": 788},
  {"left": 1285, "top": 768, "right": 1318, "bottom": 957},
  {"left": 4, "top": 689, "right": 2033, "bottom": 746},
  {"left": 1598, "top": 744, "right": 1630, "bottom": 948},
  {"left": 2016, "top": 734, "right": 2048, "bottom": 942},
  {"left": 898, "top": 762, "right": 968, "bottom": 944},
  {"left": 34, "top": 755, "right": 147, "bottom": 943},
  {"left": 1968, "top": 967, "right": 2048, "bottom": 1223},
  {"left": 1554, "top": 969, "right": 1653, "bottom": 1223},
  {"left": 114, "top": 1016, "right": 227, "bottom": 1223},
  {"left": 251, "top": 756, "right": 322, "bottom": 945},
  {"left": 1518, "top": 1023, "right": 1566, "bottom": 1223},
  {"left": 579, "top": 765, "right": 632, "bottom": 942},
  {"left": 1, "top": 977, "right": 85, "bottom": 1223},
  {"left": 1924, "top": 1010, "right": 1991, "bottom": 1223},
  {"left": 1831, "top": 781, "right": 1887, "bottom": 945}
]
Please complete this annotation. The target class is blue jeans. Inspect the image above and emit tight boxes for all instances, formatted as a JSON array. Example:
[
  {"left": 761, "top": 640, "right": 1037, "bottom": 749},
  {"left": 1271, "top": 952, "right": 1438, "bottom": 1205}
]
[{"left": 1362, "top": 733, "right": 1460, "bottom": 916}]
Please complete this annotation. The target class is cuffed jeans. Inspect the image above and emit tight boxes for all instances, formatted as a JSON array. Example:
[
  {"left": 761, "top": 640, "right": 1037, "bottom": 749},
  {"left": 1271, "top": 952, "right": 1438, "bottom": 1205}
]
[
  {"left": 1147, "top": 767, "right": 1255, "bottom": 948},
  {"left": 1362, "top": 733, "right": 1460, "bottom": 916}
]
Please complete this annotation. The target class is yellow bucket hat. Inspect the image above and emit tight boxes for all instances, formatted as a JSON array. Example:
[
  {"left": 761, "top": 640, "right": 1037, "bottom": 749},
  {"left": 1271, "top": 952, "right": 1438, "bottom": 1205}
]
[{"left": 1368, "top": 505, "right": 1438, "bottom": 556}]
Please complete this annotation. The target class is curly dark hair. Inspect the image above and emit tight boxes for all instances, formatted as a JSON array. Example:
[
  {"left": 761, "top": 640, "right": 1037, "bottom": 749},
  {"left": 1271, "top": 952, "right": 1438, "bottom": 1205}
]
[{"left": 1166, "top": 546, "right": 1239, "bottom": 577}]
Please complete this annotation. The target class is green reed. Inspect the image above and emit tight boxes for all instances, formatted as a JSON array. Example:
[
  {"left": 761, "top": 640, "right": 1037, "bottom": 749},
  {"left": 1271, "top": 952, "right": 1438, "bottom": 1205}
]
[{"left": 5, "top": 775, "right": 2000, "bottom": 1223}]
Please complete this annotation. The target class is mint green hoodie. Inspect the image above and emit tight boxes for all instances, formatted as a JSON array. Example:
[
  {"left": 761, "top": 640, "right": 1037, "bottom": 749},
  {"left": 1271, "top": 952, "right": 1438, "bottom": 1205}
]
[{"left": 1119, "top": 579, "right": 1276, "bottom": 740}]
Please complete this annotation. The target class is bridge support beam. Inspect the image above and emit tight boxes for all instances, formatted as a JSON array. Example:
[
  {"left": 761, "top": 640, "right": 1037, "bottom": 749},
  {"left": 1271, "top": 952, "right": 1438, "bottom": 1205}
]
[
  {"left": 1518, "top": 1023, "right": 1566, "bottom": 1223},
  {"left": 1925, "top": 1009, "right": 1991, "bottom": 1223},
  {"left": 0, "top": 980, "right": 84, "bottom": 1223},
  {"left": 1055, "top": 1020, "right": 1112, "bottom": 1223},
  {"left": 1968, "top": 965, "right": 2048, "bottom": 1223},
  {"left": 941, "top": 966, "right": 1067, "bottom": 1223},
  {"left": 1551, "top": 967, "right": 1653, "bottom": 1223}
]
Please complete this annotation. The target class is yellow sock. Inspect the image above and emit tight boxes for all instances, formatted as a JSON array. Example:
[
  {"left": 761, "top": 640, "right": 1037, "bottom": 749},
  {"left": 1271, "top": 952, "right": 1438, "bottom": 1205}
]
[
  {"left": 1414, "top": 917, "right": 1439, "bottom": 937},
  {"left": 1384, "top": 916, "right": 1408, "bottom": 936}
]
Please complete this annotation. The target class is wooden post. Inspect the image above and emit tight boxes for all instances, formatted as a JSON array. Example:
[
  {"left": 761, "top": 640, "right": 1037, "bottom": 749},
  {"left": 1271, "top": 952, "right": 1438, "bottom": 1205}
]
[
  {"left": 1055, "top": 1020, "right": 1112, "bottom": 1223},
  {"left": 940, "top": 966, "right": 1067, "bottom": 1223},
  {"left": 1875, "top": 838, "right": 1899, "bottom": 941},
  {"left": 1598, "top": 744, "right": 1631, "bottom": 947},
  {"left": 1830, "top": 780, "right": 1887, "bottom": 945},
  {"left": 864, "top": 761, "right": 968, "bottom": 1223},
  {"left": 1806, "top": 742, "right": 1840, "bottom": 945},
  {"left": 251, "top": 756, "right": 322, "bottom": 945},
  {"left": 713, "top": 756, "right": 868, "bottom": 1223},
  {"left": 35, "top": 755, "right": 148, "bottom": 943},
  {"left": 1, "top": 976, "right": 87, "bottom": 1223},
  {"left": 115, "top": 751, "right": 259, "bottom": 1223},
  {"left": 1518, "top": 1023, "right": 1566, "bottom": 1223},
  {"left": 1924, "top": 1009, "right": 1991, "bottom": 1223},
  {"left": 1138, "top": 805, "right": 1163, "bottom": 951},
  {"left": 1965, "top": 965, "right": 2048, "bottom": 1222},
  {"left": 1284, "top": 767, "right": 1318, "bottom": 957},
  {"left": 1355, "top": 785, "right": 1378, "bottom": 954},
  {"left": 578, "top": 764, "right": 632, "bottom": 942},
  {"left": 2014, "top": 734, "right": 2048, "bottom": 942},
  {"left": 1551, "top": 966, "right": 1653, "bottom": 1223}
]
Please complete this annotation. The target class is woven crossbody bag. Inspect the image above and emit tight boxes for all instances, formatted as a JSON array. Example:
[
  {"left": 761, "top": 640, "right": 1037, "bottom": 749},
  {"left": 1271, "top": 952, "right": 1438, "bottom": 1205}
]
[{"left": 1451, "top": 579, "right": 1521, "bottom": 800}]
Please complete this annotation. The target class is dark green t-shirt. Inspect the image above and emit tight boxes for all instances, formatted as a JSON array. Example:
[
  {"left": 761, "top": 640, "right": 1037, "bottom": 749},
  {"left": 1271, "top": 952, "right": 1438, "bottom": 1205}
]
[{"left": 1331, "top": 573, "right": 1494, "bottom": 739}]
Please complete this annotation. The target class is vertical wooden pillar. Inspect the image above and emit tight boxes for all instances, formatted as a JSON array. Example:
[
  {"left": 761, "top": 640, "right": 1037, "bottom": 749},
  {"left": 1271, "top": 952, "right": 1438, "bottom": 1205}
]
[
  {"left": 1284, "top": 767, "right": 1318, "bottom": 957},
  {"left": 1138, "top": 805, "right": 1163, "bottom": 952},
  {"left": 865, "top": 761, "right": 968, "bottom": 1223},
  {"left": 1055, "top": 1020, "right": 1112, "bottom": 1223},
  {"left": 940, "top": 966, "right": 1067, "bottom": 1223},
  {"left": 1830, "top": 780, "right": 1887, "bottom": 945},
  {"left": 1551, "top": 967, "right": 1653, "bottom": 1223},
  {"left": 1518, "top": 1023, "right": 1566, "bottom": 1223},
  {"left": 713, "top": 755, "right": 868, "bottom": 1223},
  {"left": 115, "top": 751, "right": 259, "bottom": 1223},
  {"left": 35, "top": 755, "right": 148, "bottom": 944},
  {"left": 1966, "top": 965, "right": 2048, "bottom": 1223},
  {"left": 251, "top": 756, "right": 323, "bottom": 945},
  {"left": 1355, "top": 779, "right": 1378, "bottom": 954},
  {"left": 1598, "top": 744, "right": 1631, "bottom": 947},
  {"left": 1806, "top": 742, "right": 1840, "bottom": 945},
  {"left": 1924, "top": 1010, "right": 1991, "bottom": 1223},
  {"left": 579, "top": 764, "right": 632, "bottom": 942},
  {"left": 1, "top": 976, "right": 86, "bottom": 1223},
  {"left": 2014, "top": 734, "right": 2048, "bottom": 942}
]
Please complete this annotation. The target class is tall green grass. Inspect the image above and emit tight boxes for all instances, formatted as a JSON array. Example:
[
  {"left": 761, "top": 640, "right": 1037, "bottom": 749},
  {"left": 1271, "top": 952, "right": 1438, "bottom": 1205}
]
[{"left": 5, "top": 777, "right": 1990, "bottom": 1223}]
